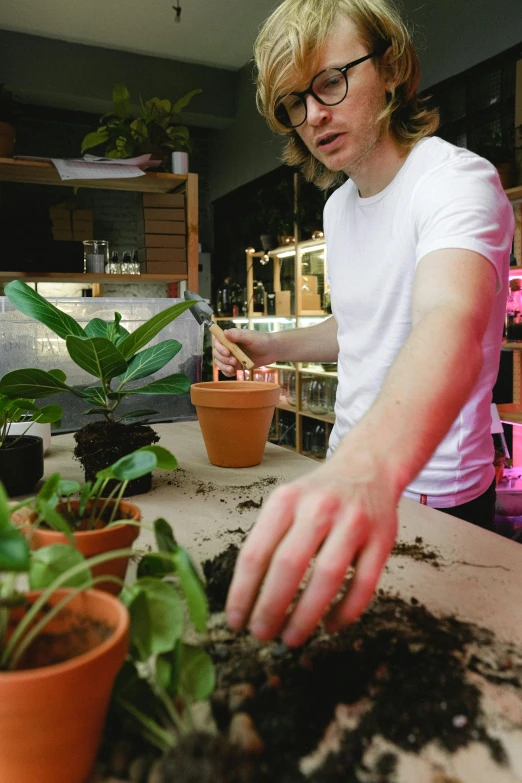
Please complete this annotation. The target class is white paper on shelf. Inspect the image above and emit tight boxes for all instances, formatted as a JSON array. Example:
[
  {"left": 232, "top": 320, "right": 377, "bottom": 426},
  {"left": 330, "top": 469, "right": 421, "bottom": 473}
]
[
  {"left": 82, "top": 153, "right": 160, "bottom": 169},
  {"left": 50, "top": 158, "right": 146, "bottom": 180}
]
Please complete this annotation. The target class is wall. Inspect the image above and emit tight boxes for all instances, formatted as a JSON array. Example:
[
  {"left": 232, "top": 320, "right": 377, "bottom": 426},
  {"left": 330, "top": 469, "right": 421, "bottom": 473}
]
[{"left": 208, "top": 0, "right": 522, "bottom": 199}]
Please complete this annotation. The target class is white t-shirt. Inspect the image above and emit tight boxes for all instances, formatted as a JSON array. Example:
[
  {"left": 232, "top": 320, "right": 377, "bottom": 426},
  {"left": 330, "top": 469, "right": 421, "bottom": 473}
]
[{"left": 325, "top": 136, "right": 515, "bottom": 507}]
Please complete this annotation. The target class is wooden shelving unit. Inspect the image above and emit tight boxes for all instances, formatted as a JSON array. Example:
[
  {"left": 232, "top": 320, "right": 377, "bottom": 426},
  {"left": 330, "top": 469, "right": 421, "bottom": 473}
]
[{"left": 0, "top": 157, "right": 199, "bottom": 295}]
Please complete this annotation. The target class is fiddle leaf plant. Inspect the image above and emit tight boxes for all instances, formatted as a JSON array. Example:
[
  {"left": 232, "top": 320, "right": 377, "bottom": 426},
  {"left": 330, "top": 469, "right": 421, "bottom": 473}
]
[
  {"left": 0, "top": 393, "right": 62, "bottom": 450},
  {"left": 0, "top": 281, "right": 196, "bottom": 425}
]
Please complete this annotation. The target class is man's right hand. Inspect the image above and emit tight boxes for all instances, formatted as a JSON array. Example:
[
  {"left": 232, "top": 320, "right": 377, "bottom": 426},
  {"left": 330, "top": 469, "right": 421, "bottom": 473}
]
[{"left": 213, "top": 328, "right": 273, "bottom": 376}]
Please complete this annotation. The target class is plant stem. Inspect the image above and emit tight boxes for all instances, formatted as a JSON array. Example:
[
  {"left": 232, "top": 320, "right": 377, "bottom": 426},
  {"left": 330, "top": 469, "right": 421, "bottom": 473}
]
[
  {"left": 117, "top": 698, "right": 176, "bottom": 752},
  {"left": 108, "top": 482, "right": 127, "bottom": 526}
]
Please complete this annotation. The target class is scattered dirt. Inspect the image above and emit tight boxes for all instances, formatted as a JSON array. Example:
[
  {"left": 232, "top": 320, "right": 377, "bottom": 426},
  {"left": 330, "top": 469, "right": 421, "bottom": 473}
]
[
  {"left": 74, "top": 421, "right": 159, "bottom": 496},
  {"left": 391, "top": 535, "right": 442, "bottom": 568},
  {"left": 203, "top": 544, "right": 240, "bottom": 613},
  {"left": 152, "top": 732, "right": 257, "bottom": 783},
  {"left": 237, "top": 499, "right": 263, "bottom": 512}
]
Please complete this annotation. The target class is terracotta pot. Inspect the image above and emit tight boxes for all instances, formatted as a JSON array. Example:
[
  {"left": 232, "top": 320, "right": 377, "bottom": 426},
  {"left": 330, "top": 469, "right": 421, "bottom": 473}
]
[
  {"left": 0, "top": 121, "right": 15, "bottom": 157},
  {"left": 191, "top": 381, "right": 281, "bottom": 467},
  {"left": 30, "top": 499, "right": 141, "bottom": 594},
  {"left": 0, "top": 588, "right": 128, "bottom": 783}
]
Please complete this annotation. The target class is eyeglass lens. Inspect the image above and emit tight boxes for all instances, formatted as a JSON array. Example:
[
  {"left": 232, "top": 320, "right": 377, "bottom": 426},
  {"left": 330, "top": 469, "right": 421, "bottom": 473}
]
[{"left": 277, "top": 68, "right": 348, "bottom": 128}]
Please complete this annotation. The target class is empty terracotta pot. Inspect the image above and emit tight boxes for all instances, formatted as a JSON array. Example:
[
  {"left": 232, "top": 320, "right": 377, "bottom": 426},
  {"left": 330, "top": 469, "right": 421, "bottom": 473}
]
[
  {"left": 0, "top": 588, "right": 128, "bottom": 783},
  {"left": 191, "top": 381, "right": 281, "bottom": 467},
  {"left": 30, "top": 500, "right": 140, "bottom": 595}
]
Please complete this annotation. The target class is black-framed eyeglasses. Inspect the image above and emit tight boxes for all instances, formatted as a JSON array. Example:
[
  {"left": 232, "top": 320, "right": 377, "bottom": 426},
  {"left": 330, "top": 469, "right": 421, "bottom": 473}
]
[{"left": 275, "top": 42, "right": 390, "bottom": 129}]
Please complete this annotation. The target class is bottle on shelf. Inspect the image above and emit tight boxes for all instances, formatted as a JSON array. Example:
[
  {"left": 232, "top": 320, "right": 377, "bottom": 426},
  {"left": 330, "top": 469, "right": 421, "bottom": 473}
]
[
  {"left": 131, "top": 249, "right": 141, "bottom": 275},
  {"left": 106, "top": 250, "right": 121, "bottom": 274},
  {"left": 121, "top": 250, "right": 133, "bottom": 274}
]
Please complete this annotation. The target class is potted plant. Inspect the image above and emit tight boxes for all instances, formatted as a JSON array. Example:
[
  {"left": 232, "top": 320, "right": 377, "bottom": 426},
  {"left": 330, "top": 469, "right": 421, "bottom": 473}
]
[
  {"left": 0, "top": 280, "right": 196, "bottom": 493},
  {"left": 0, "top": 84, "right": 17, "bottom": 158},
  {"left": 0, "top": 393, "right": 62, "bottom": 495},
  {"left": 0, "top": 484, "right": 130, "bottom": 783},
  {"left": 81, "top": 83, "right": 202, "bottom": 171},
  {"left": 13, "top": 444, "right": 178, "bottom": 593},
  {"left": 98, "top": 517, "right": 218, "bottom": 778}
]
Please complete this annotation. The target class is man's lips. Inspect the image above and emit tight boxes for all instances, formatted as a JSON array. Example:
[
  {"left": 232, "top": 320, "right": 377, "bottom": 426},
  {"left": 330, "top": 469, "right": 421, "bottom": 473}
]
[{"left": 316, "top": 132, "right": 344, "bottom": 150}]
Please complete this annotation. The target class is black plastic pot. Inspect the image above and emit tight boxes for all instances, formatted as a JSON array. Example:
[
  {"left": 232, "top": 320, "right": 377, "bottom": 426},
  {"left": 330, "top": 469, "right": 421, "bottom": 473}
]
[{"left": 0, "top": 436, "right": 44, "bottom": 496}]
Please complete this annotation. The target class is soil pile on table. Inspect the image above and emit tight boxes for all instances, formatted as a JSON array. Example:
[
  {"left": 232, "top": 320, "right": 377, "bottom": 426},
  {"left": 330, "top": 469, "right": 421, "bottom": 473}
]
[
  {"left": 206, "top": 594, "right": 518, "bottom": 782},
  {"left": 203, "top": 544, "right": 240, "bottom": 612}
]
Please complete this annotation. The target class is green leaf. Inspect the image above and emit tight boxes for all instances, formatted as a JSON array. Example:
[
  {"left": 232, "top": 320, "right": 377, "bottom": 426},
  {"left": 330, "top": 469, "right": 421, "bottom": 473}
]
[
  {"left": 57, "top": 480, "right": 80, "bottom": 497},
  {"left": 123, "top": 578, "right": 184, "bottom": 661},
  {"left": 139, "top": 446, "right": 177, "bottom": 471},
  {"left": 36, "top": 501, "right": 74, "bottom": 538},
  {"left": 79, "top": 482, "right": 93, "bottom": 517},
  {"left": 172, "top": 546, "right": 208, "bottom": 633},
  {"left": 118, "top": 340, "right": 182, "bottom": 385},
  {"left": 137, "top": 553, "right": 174, "bottom": 579},
  {"left": 66, "top": 336, "right": 128, "bottom": 381},
  {"left": 36, "top": 473, "right": 60, "bottom": 505},
  {"left": 0, "top": 527, "right": 30, "bottom": 571},
  {"left": 82, "top": 386, "right": 108, "bottom": 407},
  {"left": 179, "top": 645, "right": 215, "bottom": 701},
  {"left": 29, "top": 545, "right": 91, "bottom": 589},
  {"left": 32, "top": 404, "right": 63, "bottom": 424},
  {"left": 84, "top": 315, "right": 130, "bottom": 345},
  {"left": 112, "top": 83, "right": 131, "bottom": 118},
  {"left": 123, "top": 373, "right": 190, "bottom": 396},
  {"left": 4, "top": 281, "right": 86, "bottom": 340},
  {"left": 153, "top": 518, "right": 177, "bottom": 554},
  {"left": 48, "top": 369, "right": 67, "bottom": 383},
  {"left": 0, "top": 369, "right": 70, "bottom": 399},
  {"left": 0, "top": 483, "right": 11, "bottom": 530},
  {"left": 81, "top": 128, "right": 110, "bottom": 153},
  {"left": 172, "top": 88, "right": 203, "bottom": 115},
  {"left": 117, "top": 409, "right": 157, "bottom": 422},
  {"left": 117, "top": 300, "right": 196, "bottom": 359},
  {"left": 83, "top": 407, "right": 112, "bottom": 416},
  {"left": 108, "top": 450, "right": 157, "bottom": 481}
]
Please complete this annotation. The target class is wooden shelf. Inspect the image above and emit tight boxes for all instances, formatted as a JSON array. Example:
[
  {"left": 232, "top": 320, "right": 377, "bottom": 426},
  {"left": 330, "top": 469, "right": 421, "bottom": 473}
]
[
  {"left": 276, "top": 401, "right": 297, "bottom": 414},
  {"left": 501, "top": 342, "right": 522, "bottom": 350},
  {"left": 0, "top": 157, "right": 187, "bottom": 193},
  {"left": 299, "top": 410, "right": 336, "bottom": 424},
  {"left": 497, "top": 404, "right": 522, "bottom": 425},
  {"left": 506, "top": 184, "right": 522, "bottom": 202},
  {"left": 0, "top": 272, "right": 186, "bottom": 284}
]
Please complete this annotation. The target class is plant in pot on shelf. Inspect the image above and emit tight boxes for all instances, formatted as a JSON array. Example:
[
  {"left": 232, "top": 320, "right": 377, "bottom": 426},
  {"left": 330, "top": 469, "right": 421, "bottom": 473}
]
[
  {"left": 253, "top": 178, "right": 296, "bottom": 252},
  {"left": 0, "top": 393, "right": 62, "bottom": 496},
  {"left": 0, "top": 484, "right": 129, "bottom": 783},
  {"left": 13, "top": 444, "right": 177, "bottom": 594},
  {"left": 81, "top": 83, "right": 202, "bottom": 172},
  {"left": 0, "top": 84, "right": 18, "bottom": 158},
  {"left": 0, "top": 280, "right": 196, "bottom": 494}
]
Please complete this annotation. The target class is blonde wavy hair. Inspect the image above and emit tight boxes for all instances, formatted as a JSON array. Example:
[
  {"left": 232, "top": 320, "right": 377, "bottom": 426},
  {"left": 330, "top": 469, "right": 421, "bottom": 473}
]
[{"left": 254, "top": 0, "right": 440, "bottom": 189}]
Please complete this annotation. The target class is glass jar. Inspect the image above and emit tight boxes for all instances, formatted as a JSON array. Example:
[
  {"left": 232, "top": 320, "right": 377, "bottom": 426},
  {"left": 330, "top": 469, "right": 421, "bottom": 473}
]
[
  {"left": 308, "top": 378, "right": 328, "bottom": 415},
  {"left": 83, "top": 240, "right": 109, "bottom": 273},
  {"left": 253, "top": 281, "right": 266, "bottom": 314}
]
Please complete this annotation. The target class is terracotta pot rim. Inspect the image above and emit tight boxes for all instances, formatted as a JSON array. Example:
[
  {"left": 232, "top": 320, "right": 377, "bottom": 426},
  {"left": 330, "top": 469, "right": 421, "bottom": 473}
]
[
  {"left": 191, "top": 381, "right": 281, "bottom": 409},
  {"left": 48, "top": 498, "right": 141, "bottom": 541},
  {"left": 0, "top": 588, "right": 128, "bottom": 682}
]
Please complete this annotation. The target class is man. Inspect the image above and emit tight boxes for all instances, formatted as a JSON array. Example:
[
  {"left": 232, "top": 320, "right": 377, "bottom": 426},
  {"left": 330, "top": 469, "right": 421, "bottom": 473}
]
[{"left": 214, "top": 0, "right": 515, "bottom": 648}]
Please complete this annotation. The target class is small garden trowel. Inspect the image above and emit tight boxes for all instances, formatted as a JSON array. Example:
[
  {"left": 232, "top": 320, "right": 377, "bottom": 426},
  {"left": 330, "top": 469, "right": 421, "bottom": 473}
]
[{"left": 184, "top": 291, "right": 254, "bottom": 371}]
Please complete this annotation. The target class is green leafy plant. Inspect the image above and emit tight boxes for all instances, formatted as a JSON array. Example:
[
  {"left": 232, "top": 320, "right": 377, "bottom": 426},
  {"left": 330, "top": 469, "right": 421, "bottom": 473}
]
[
  {"left": 113, "top": 518, "right": 214, "bottom": 751},
  {"left": 81, "top": 83, "right": 202, "bottom": 161},
  {"left": 0, "top": 280, "right": 196, "bottom": 426},
  {"left": 21, "top": 445, "right": 177, "bottom": 535},
  {"left": 0, "top": 394, "right": 62, "bottom": 450}
]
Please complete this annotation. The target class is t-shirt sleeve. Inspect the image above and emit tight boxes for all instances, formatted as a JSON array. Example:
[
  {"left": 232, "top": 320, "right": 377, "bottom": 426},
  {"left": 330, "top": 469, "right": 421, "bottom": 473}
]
[{"left": 413, "top": 155, "right": 515, "bottom": 291}]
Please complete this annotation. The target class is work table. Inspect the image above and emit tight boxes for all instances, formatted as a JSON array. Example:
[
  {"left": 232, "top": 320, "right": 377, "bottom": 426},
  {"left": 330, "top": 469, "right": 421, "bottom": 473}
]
[{"left": 43, "top": 422, "right": 522, "bottom": 782}]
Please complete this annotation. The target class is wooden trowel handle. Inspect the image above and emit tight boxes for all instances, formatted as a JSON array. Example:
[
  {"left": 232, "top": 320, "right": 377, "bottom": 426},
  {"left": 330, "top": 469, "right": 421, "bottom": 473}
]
[{"left": 209, "top": 323, "right": 255, "bottom": 370}]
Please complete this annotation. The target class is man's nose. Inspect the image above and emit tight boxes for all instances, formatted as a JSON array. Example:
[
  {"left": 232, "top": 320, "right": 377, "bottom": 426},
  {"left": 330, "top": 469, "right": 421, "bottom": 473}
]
[{"left": 305, "top": 94, "right": 330, "bottom": 125}]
